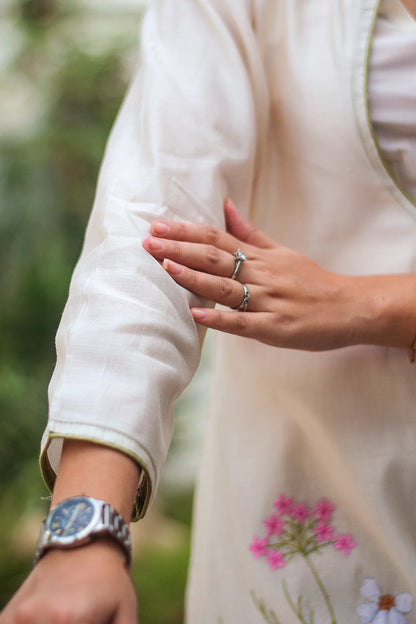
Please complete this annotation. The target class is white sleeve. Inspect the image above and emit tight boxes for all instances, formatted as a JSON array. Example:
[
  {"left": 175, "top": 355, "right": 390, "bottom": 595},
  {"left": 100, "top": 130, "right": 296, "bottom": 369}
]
[{"left": 40, "top": 0, "right": 268, "bottom": 517}]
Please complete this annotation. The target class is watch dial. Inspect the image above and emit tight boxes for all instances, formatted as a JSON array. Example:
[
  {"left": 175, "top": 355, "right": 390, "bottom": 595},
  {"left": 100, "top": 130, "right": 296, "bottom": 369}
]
[{"left": 48, "top": 498, "right": 95, "bottom": 537}]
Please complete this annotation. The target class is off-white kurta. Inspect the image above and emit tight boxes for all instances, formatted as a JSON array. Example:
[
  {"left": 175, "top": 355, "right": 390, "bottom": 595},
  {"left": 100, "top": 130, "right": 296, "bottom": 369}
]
[{"left": 41, "top": 0, "right": 416, "bottom": 621}]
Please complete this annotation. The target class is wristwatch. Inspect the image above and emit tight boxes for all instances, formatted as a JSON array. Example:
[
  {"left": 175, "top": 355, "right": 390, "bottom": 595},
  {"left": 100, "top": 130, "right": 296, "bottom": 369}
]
[{"left": 34, "top": 496, "right": 132, "bottom": 567}]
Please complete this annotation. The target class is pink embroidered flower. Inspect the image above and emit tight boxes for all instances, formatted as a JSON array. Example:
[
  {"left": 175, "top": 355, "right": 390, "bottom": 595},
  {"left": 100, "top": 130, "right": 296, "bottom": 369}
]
[
  {"left": 266, "top": 550, "right": 286, "bottom": 570},
  {"left": 252, "top": 493, "right": 357, "bottom": 582},
  {"left": 313, "top": 521, "right": 335, "bottom": 543},
  {"left": 334, "top": 533, "right": 356, "bottom": 555},
  {"left": 314, "top": 497, "right": 335, "bottom": 522},
  {"left": 263, "top": 514, "right": 285, "bottom": 536},
  {"left": 291, "top": 502, "right": 313, "bottom": 523},
  {"left": 273, "top": 494, "right": 294, "bottom": 516},
  {"left": 249, "top": 537, "right": 268, "bottom": 559},
  {"left": 251, "top": 493, "right": 358, "bottom": 624}
]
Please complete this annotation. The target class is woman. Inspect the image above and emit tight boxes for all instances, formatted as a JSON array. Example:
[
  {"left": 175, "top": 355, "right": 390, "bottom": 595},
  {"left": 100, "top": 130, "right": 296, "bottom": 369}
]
[{"left": 1, "top": 0, "right": 416, "bottom": 622}]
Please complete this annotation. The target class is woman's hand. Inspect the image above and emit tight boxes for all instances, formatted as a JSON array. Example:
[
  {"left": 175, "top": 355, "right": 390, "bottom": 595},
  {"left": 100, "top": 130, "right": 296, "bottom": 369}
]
[
  {"left": 0, "top": 540, "right": 138, "bottom": 624},
  {"left": 143, "top": 199, "right": 416, "bottom": 352}
]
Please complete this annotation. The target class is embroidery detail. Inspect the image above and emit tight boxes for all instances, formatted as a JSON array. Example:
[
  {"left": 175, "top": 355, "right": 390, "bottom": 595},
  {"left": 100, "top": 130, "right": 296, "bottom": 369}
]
[
  {"left": 249, "top": 494, "right": 356, "bottom": 624},
  {"left": 357, "top": 578, "right": 413, "bottom": 624},
  {"left": 251, "top": 591, "right": 282, "bottom": 624}
]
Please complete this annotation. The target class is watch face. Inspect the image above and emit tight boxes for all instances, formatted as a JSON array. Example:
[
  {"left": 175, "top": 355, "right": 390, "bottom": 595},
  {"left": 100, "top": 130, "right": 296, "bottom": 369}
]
[{"left": 47, "top": 497, "right": 96, "bottom": 541}]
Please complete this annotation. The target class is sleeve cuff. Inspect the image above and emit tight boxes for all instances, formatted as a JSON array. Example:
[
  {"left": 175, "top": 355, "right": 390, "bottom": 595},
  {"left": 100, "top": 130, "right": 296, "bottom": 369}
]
[{"left": 39, "top": 431, "right": 152, "bottom": 521}]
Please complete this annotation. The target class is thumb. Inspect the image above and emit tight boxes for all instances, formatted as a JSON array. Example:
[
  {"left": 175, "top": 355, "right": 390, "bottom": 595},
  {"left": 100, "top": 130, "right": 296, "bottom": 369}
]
[{"left": 224, "top": 199, "right": 273, "bottom": 248}]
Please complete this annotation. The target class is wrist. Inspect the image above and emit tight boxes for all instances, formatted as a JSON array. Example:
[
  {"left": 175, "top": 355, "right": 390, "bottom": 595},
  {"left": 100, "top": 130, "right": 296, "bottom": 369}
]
[
  {"left": 35, "top": 495, "right": 132, "bottom": 568},
  {"left": 52, "top": 439, "right": 141, "bottom": 522},
  {"left": 38, "top": 534, "right": 129, "bottom": 568},
  {"left": 344, "top": 274, "right": 416, "bottom": 349}
]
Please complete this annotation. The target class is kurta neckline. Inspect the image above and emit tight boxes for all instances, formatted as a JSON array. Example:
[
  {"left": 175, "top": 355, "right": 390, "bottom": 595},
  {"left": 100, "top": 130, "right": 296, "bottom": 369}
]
[{"left": 352, "top": 0, "right": 416, "bottom": 217}]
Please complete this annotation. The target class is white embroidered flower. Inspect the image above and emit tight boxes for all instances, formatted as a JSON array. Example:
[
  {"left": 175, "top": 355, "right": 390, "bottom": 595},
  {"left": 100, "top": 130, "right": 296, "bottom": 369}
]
[{"left": 357, "top": 578, "right": 413, "bottom": 624}]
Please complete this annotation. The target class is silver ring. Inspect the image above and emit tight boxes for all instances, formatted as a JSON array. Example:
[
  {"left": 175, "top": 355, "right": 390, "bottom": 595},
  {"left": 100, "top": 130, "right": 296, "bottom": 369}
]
[
  {"left": 233, "top": 283, "right": 250, "bottom": 312},
  {"left": 230, "top": 249, "right": 247, "bottom": 280}
]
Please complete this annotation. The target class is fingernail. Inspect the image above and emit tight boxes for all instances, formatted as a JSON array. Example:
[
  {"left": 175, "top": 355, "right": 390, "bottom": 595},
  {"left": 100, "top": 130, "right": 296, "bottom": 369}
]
[
  {"left": 191, "top": 308, "right": 207, "bottom": 321},
  {"left": 163, "top": 259, "right": 183, "bottom": 275},
  {"left": 152, "top": 222, "right": 170, "bottom": 236},
  {"left": 148, "top": 237, "right": 164, "bottom": 251}
]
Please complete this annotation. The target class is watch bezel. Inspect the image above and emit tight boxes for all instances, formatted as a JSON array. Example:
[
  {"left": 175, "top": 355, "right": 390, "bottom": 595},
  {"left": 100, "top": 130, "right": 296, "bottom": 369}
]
[{"left": 45, "top": 496, "right": 102, "bottom": 547}]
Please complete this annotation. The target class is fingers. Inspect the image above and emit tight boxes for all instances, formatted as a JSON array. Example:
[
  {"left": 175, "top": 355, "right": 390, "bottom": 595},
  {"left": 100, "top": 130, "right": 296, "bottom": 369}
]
[
  {"left": 143, "top": 237, "right": 236, "bottom": 278},
  {"left": 191, "top": 307, "right": 273, "bottom": 342},
  {"left": 149, "top": 220, "right": 239, "bottom": 254},
  {"left": 162, "top": 259, "right": 260, "bottom": 310},
  {"left": 224, "top": 199, "right": 274, "bottom": 249},
  {"left": 143, "top": 199, "right": 278, "bottom": 286},
  {"left": 148, "top": 202, "right": 272, "bottom": 253}
]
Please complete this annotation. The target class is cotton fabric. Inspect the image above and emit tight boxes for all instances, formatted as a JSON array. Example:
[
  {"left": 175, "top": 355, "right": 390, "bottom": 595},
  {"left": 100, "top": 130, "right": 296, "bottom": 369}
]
[{"left": 41, "top": 0, "right": 416, "bottom": 621}]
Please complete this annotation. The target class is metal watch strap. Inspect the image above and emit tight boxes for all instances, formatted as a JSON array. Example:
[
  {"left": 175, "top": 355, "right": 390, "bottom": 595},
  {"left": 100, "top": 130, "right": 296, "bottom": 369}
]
[
  {"left": 101, "top": 501, "right": 132, "bottom": 567},
  {"left": 33, "top": 519, "right": 48, "bottom": 566}
]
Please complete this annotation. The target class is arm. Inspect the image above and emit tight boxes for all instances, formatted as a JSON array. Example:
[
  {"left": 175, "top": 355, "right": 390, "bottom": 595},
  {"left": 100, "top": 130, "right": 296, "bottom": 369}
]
[
  {"left": 2, "top": 2, "right": 266, "bottom": 622},
  {"left": 0, "top": 441, "right": 140, "bottom": 624},
  {"left": 143, "top": 199, "right": 416, "bottom": 354},
  {"left": 42, "top": 0, "right": 266, "bottom": 515}
]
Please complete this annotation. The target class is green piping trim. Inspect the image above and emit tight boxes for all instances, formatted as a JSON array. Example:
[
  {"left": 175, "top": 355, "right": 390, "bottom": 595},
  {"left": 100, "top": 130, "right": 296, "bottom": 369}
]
[
  {"left": 39, "top": 433, "right": 152, "bottom": 522},
  {"left": 363, "top": 0, "right": 416, "bottom": 208}
]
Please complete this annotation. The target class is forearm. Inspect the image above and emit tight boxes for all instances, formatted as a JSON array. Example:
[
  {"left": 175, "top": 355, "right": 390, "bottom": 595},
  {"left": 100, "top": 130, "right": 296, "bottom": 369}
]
[{"left": 51, "top": 439, "right": 141, "bottom": 522}]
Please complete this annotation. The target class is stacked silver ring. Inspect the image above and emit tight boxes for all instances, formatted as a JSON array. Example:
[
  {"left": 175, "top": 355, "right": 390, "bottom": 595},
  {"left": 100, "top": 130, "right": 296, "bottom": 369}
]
[
  {"left": 230, "top": 249, "right": 247, "bottom": 280},
  {"left": 233, "top": 283, "right": 250, "bottom": 312}
]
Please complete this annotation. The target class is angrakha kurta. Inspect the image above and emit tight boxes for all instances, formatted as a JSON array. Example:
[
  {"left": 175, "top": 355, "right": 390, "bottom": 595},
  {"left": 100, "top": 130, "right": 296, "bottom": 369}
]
[{"left": 40, "top": 0, "right": 416, "bottom": 621}]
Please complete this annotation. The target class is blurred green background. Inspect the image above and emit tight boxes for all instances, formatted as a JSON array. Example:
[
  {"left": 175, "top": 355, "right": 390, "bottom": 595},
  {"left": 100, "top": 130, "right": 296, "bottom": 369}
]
[{"left": 0, "top": 0, "right": 209, "bottom": 620}]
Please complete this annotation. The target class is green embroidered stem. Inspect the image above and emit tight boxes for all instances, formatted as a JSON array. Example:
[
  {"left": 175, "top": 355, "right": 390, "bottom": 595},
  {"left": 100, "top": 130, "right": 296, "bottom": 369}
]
[
  {"left": 302, "top": 554, "right": 337, "bottom": 624},
  {"left": 281, "top": 580, "right": 310, "bottom": 624},
  {"left": 250, "top": 591, "right": 282, "bottom": 624}
]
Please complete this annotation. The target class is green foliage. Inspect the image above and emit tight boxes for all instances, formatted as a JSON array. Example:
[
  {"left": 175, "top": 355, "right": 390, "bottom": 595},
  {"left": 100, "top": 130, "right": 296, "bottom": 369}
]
[
  {"left": 0, "top": 460, "right": 49, "bottom": 608},
  {"left": 163, "top": 489, "right": 194, "bottom": 529},
  {"left": 133, "top": 539, "right": 191, "bottom": 624},
  {"left": 0, "top": 23, "right": 131, "bottom": 488},
  {"left": 17, "top": 0, "right": 60, "bottom": 25},
  {"left": 0, "top": 367, "right": 46, "bottom": 484}
]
